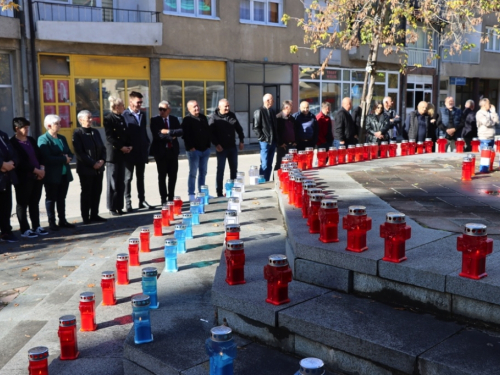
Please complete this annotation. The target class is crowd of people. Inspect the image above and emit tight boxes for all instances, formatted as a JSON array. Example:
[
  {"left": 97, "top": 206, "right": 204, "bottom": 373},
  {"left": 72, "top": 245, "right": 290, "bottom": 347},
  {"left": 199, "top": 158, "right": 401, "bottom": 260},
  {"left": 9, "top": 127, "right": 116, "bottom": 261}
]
[{"left": 1, "top": 91, "right": 498, "bottom": 243}]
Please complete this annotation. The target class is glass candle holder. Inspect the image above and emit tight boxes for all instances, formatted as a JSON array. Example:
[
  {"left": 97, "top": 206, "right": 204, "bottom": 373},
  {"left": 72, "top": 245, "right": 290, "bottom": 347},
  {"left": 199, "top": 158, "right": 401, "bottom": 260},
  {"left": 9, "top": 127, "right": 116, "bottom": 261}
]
[
  {"left": 227, "top": 197, "right": 241, "bottom": 213},
  {"left": 101, "top": 271, "right": 116, "bottom": 306},
  {"left": 347, "top": 145, "right": 356, "bottom": 163},
  {"left": 190, "top": 201, "right": 201, "bottom": 225},
  {"left": 400, "top": 140, "right": 409, "bottom": 156},
  {"left": 249, "top": 165, "right": 259, "bottom": 185},
  {"left": 224, "top": 210, "right": 239, "bottom": 228},
  {"left": 379, "top": 142, "right": 389, "bottom": 158},
  {"left": 437, "top": 136, "right": 447, "bottom": 153},
  {"left": 258, "top": 175, "right": 266, "bottom": 184},
  {"left": 342, "top": 206, "right": 372, "bottom": 253},
  {"left": 317, "top": 148, "right": 327, "bottom": 167},
  {"left": 196, "top": 193, "right": 206, "bottom": 214},
  {"left": 236, "top": 171, "right": 245, "bottom": 181},
  {"left": 182, "top": 213, "right": 193, "bottom": 239},
  {"left": 164, "top": 238, "right": 178, "bottom": 273},
  {"left": 231, "top": 186, "right": 243, "bottom": 202},
  {"left": 28, "top": 346, "right": 49, "bottom": 375},
  {"left": 471, "top": 137, "right": 480, "bottom": 152},
  {"left": 140, "top": 227, "right": 150, "bottom": 253},
  {"left": 305, "top": 147, "right": 314, "bottom": 169},
  {"left": 167, "top": 201, "right": 175, "bottom": 221},
  {"left": 79, "top": 292, "right": 97, "bottom": 331},
  {"left": 225, "top": 179, "right": 234, "bottom": 197},
  {"left": 363, "top": 143, "right": 371, "bottom": 160},
  {"left": 58, "top": 315, "right": 79, "bottom": 360},
  {"left": 294, "top": 358, "right": 325, "bottom": 375},
  {"left": 205, "top": 326, "right": 237, "bottom": 375},
  {"left": 462, "top": 157, "right": 473, "bottom": 181},
  {"left": 318, "top": 199, "right": 339, "bottom": 243},
  {"left": 308, "top": 193, "right": 325, "bottom": 233},
  {"left": 408, "top": 139, "right": 416, "bottom": 155},
  {"left": 161, "top": 204, "right": 170, "bottom": 227},
  {"left": 116, "top": 253, "right": 129, "bottom": 285},
  {"left": 338, "top": 145, "right": 346, "bottom": 164},
  {"left": 225, "top": 224, "right": 240, "bottom": 244},
  {"left": 416, "top": 141, "right": 424, "bottom": 154},
  {"left": 234, "top": 178, "right": 245, "bottom": 194},
  {"left": 200, "top": 185, "right": 210, "bottom": 205},
  {"left": 225, "top": 240, "right": 246, "bottom": 285},
  {"left": 173, "top": 196, "right": 183, "bottom": 216},
  {"left": 303, "top": 187, "right": 322, "bottom": 220},
  {"left": 424, "top": 138, "right": 433, "bottom": 154},
  {"left": 327, "top": 147, "right": 338, "bottom": 166},
  {"left": 355, "top": 144, "right": 364, "bottom": 162},
  {"left": 142, "top": 267, "right": 159, "bottom": 309},
  {"left": 131, "top": 294, "right": 153, "bottom": 344},
  {"left": 153, "top": 214, "right": 162, "bottom": 237},
  {"left": 371, "top": 143, "right": 379, "bottom": 159},
  {"left": 380, "top": 212, "right": 411, "bottom": 263},
  {"left": 389, "top": 141, "right": 397, "bottom": 157},
  {"left": 467, "top": 153, "right": 476, "bottom": 176},
  {"left": 128, "top": 238, "right": 140, "bottom": 266},
  {"left": 174, "top": 224, "right": 187, "bottom": 254},
  {"left": 264, "top": 254, "right": 293, "bottom": 305},
  {"left": 457, "top": 223, "right": 493, "bottom": 279}
]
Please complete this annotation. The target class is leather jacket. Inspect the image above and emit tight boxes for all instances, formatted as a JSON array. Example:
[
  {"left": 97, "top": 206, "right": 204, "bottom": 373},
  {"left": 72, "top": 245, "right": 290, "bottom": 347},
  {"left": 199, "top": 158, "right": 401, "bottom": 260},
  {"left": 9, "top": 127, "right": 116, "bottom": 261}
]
[
  {"left": 365, "top": 114, "right": 391, "bottom": 143},
  {"left": 253, "top": 106, "right": 277, "bottom": 144}
]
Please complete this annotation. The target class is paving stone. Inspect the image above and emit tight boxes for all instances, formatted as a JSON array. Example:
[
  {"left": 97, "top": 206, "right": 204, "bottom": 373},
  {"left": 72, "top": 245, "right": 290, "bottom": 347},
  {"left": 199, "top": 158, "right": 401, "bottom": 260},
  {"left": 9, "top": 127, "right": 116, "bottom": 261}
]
[{"left": 279, "top": 292, "right": 462, "bottom": 374}]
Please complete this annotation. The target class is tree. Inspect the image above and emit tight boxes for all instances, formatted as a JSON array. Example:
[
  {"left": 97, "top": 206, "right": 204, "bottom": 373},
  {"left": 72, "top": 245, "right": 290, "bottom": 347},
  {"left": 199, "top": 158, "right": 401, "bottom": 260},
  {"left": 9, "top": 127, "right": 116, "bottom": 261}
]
[
  {"left": 283, "top": 0, "right": 500, "bottom": 141},
  {"left": 0, "top": 0, "right": 17, "bottom": 11}
]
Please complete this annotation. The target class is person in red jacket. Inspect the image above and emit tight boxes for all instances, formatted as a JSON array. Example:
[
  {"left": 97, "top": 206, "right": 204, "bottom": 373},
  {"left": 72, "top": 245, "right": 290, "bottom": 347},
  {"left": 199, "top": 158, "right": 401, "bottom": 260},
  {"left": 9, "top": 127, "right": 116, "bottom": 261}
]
[{"left": 316, "top": 102, "right": 334, "bottom": 149}]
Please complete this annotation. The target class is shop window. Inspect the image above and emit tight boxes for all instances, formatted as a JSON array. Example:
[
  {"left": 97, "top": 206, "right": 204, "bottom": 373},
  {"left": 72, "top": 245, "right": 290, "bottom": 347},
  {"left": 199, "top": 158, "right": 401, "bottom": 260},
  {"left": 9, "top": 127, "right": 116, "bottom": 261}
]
[
  {"left": 40, "top": 55, "right": 70, "bottom": 76},
  {"left": 299, "top": 81, "right": 320, "bottom": 113},
  {"left": 322, "top": 82, "right": 341, "bottom": 115},
  {"left": 161, "top": 80, "right": 183, "bottom": 118},
  {"left": 235, "top": 84, "right": 249, "bottom": 112},
  {"left": 75, "top": 79, "right": 100, "bottom": 127},
  {"left": 388, "top": 74, "right": 398, "bottom": 89},
  {"left": 206, "top": 81, "right": 225, "bottom": 115},
  {"left": 164, "top": 0, "right": 217, "bottom": 18},
  {"left": 102, "top": 79, "right": 126, "bottom": 117},
  {"left": 240, "top": 0, "right": 282, "bottom": 25},
  {"left": 127, "top": 80, "right": 150, "bottom": 120},
  {"left": 280, "top": 85, "right": 292, "bottom": 105},
  {"left": 264, "top": 65, "right": 291, "bottom": 84},
  {"left": 235, "top": 63, "right": 263, "bottom": 83},
  {"left": 249, "top": 85, "right": 264, "bottom": 116}
]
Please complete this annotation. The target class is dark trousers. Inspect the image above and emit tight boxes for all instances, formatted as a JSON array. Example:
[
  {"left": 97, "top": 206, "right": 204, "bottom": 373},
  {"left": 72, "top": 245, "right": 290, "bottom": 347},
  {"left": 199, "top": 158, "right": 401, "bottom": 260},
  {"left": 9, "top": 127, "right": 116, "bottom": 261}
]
[
  {"left": 275, "top": 143, "right": 294, "bottom": 170},
  {"left": 106, "top": 162, "right": 125, "bottom": 211},
  {"left": 155, "top": 152, "right": 179, "bottom": 203},
  {"left": 464, "top": 137, "right": 472, "bottom": 152},
  {"left": 14, "top": 178, "right": 43, "bottom": 233},
  {"left": 216, "top": 145, "right": 238, "bottom": 195},
  {"left": 124, "top": 161, "right": 146, "bottom": 206},
  {"left": 80, "top": 172, "right": 103, "bottom": 220},
  {"left": 44, "top": 175, "right": 70, "bottom": 223},
  {"left": 0, "top": 182, "right": 12, "bottom": 235}
]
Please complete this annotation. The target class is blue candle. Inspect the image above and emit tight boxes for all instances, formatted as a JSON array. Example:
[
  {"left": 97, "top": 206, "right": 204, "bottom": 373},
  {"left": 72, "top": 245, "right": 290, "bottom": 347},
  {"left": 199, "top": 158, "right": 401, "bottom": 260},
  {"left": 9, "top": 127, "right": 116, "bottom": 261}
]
[
  {"left": 200, "top": 185, "right": 210, "bottom": 205},
  {"left": 205, "top": 326, "right": 237, "bottom": 375},
  {"left": 258, "top": 175, "right": 266, "bottom": 184},
  {"left": 225, "top": 179, "right": 234, "bottom": 197},
  {"left": 182, "top": 213, "right": 193, "bottom": 239},
  {"left": 196, "top": 193, "right": 206, "bottom": 214},
  {"left": 294, "top": 358, "right": 325, "bottom": 375},
  {"left": 141, "top": 267, "right": 159, "bottom": 309},
  {"left": 164, "top": 238, "right": 178, "bottom": 273},
  {"left": 174, "top": 224, "right": 187, "bottom": 254},
  {"left": 190, "top": 202, "right": 200, "bottom": 225},
  {"left": 131, "top": 294, "right": 153, "bottom": 344}
]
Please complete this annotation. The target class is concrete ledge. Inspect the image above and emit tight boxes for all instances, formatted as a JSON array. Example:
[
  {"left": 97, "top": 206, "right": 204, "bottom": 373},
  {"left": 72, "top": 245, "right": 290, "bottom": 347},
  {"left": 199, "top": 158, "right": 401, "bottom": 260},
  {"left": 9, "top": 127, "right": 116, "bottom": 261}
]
[{"left": 294, "top": 259, "right": 352, "bottom": 293}]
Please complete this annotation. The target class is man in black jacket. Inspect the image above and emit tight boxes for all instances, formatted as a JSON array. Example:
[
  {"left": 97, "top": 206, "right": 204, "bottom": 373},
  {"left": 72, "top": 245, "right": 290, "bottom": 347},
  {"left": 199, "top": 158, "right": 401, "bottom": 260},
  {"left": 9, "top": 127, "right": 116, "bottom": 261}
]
[
  {"left": 122, "top": 91, "right": 153, "bottom": 211},
  {"left": 293, "top": 101, "right": 319, "bottom": 151},
  {"left": 182, "top": 100, "right": 211, "bottom": 201},
  {"left": 209, "top": 99, "right": 244, "bottom": 197},
  {"left": 334, "top": 97, "right": 357, "bottom": 147},
  {"left": 0, "top": 127, "right": 18, "bottom": 242},
  {"left": 150, "top": 100, "right": 183, "bottom": 204},
  {"left": 461, "top": 99, "right": 477, "bottom": 152},
  {"left": 253, "top": 93, "right": 277, "bottom": 181}
]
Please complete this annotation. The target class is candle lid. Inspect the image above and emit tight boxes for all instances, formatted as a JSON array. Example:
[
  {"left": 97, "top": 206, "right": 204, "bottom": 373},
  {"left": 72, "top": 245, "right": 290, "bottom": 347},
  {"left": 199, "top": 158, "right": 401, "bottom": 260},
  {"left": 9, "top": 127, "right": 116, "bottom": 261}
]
[
  {"left": 289, "top": 162, "right": 298, "bottom": 167},
  {"left": 175, "top": 224, "right": 187, "bottom": 230},
  {"left": 162, "top": 204, "right": 169, "bottom": 210},
  {"left": 129, "top": 237, "right": 139, "bottom": 245},
  {"left": 305, "top": 147, "right": 314, "bottom": 151},
  {"left": 425, "top": 138, "right": 432, "bottom": 141},
  {"left": 318, "top": 148, "right": 326, "bottom": 152},
  {"left": 142, "top": 267, "right": 158, "bottom": 277},
  {"left": 328, "top": 147, "right": 337, "bottom": 151},
  {"left": 235, "top": 178, "right": 244, "bottom": 184},
  {"left": 417, "top": 141, "right": 423, "bottom": 144},
  {"left": 467, "top": 153, "right": 476, "bottom": 159},
  {"left": 371, "top": 142, "right": 378, "bottom": 145},
  {"left": 210, "top": 325, "right": 233, "bottom": 342},
  {"left": 409, "top": 139, "right": 416, "bottom": 142},
  {"left": 302, "top": 183, "right": 317, "bottom": 190},
  {"left": 190, "top": 200, "right": 200, "bottom": 206},
  {"left": 390, "top": 141, "right": 397, "bottom": 144},
  {"left": 289, "top": 148, "right": 298, "bottom": 154},
  {"left": 321, "top": 199, "right": 338, "bottom": 209},
  {"left": 298, "top": 150, "right": 307, "bottom": 154},
  {"left": 232, "top": 187, "right": 242, "bottom": 193},
  {"left": 289, "top": 174, "right": 296, "bottom": 181},
  {"left": 140, "top": 227, "right": 150, "bottom": 233},
  {"left": 268, "top": 254, "right": 288, "bottom": 267},
  {"left": 182, "top": 213, "right": 193, "bottom": 219},
  {"left": 463, "top": 157, "right": 471, "bottom": 162},
  {"left": 363, "top": 143, "right": 369, "bottom": 146},
  {"left": 225, "top": 210, "right": 238, "bottom": 217},
  {"left": 200, "top": 185, "right": 209, "bottom": 190},
  {"left": 225, "top": 224, "right": 241, "bottom": 233},
  {"left": 250, "top": 165, "right": 259, "bottom": 169},
  {"left": 381, "top": 141, "right": 388, "bottom": 145},
  {"left": 167, "top": 201, "right": 175, "bottom": 206},
  {"left": 386, "top": 212, "right": 406, "bottom": 224},
  {"left": 307, "top": 188, "right": 323, "bottom": 195},
  {"left": 463, "top": 223, "right": 487, "bottom": 236},
  {"left": 401, "top": 140, "right": 408, "bottom": 143},
  {"left": 226, "top": 179, "right": 234, "bottom": 184},
  {"left": 131, "top": 294, "right": 151, "bottom": 307},
  {"left": 236, "top": 171, "right": 245, "bottom": 177},
  {"left": 165, "top": 238, "right": 177, "bottom": 246},
  {"left": 295, "top": 176, "right": 304, "bottom": 183},
  {"left": 101, "top": 270, "right": 115, "bottom": 280},
  {"left": 117, "top": 253, "right": 129, "bottom": 261},
  {"left": 302, "top": 179, "right": 315, "bottom": 185},
  {"left": 339, "top": 145, "right": 346, "bottom": 149},
  {"left": 439, "top": 136, "right": 445, "bottom": 139},
  {"left": 196, "top": 192, "right": 206, "bottom": 197},
  {"left": 173, "top": 196, "right": 182, "bottom": 201},
  {"left": 28, "top": 346, "right": 49, "bottom": 361},
  {"left": 348, "top": 145, "right": 355, "bottom": 148},
  {"left": 473, "top": 137, "right": 479, "bottom": 141},
  {"left": 348, "top": 206, "right": 367, "bottom": 216},
  {"left": 228, "top": 197, "right": 240, "bottom": 204},
  {"left": 298, "top": 358, "right": 325, "bottom": 375},
  {"left": 310, "top": 193, "right": 325, "bottom": 202},
  {"left": 356, "top": 144, "right": 363, "bottom": 147},
  {"left": 227, "top": 240, "right": 244, "bottom": 251},
  {"left": 154, "top": 214, "right": 162, "bottom": 219},
  {"left": 80, "top": 291, "right": 95, "bottom": 302},
  {"left": 59, "top": 315, "right": 77, "bottom": 327}
]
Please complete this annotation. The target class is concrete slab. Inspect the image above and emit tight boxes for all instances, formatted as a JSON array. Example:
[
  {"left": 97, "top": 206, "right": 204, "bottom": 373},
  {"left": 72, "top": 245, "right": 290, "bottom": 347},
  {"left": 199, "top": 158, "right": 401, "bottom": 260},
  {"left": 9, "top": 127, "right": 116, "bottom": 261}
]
[
  {"left": 279, "top": 292, "right": 462, "bottom": 374},
  {"left": 294, "top": 259, "right": 352, "bottom": 293}
]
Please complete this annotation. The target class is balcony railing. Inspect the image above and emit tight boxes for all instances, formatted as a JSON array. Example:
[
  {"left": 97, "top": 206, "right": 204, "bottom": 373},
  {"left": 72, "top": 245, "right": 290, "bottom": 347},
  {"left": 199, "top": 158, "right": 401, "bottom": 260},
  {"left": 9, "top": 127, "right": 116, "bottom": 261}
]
[
  {"left": 0, "top": 7, "right": 14, "bottom": 17},
  {"left": 406, "top": 47, "right": 437, "bottom": 68},
  {"left": 442, "top": 46, "right": 480, "bottom": 64},
  {"left": 33, "top": 1, "right": 159, "bottom": 23}
]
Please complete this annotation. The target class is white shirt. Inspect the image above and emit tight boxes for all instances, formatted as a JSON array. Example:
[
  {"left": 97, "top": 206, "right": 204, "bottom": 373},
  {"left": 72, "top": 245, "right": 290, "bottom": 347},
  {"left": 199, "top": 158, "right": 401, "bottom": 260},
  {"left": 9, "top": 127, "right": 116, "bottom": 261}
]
[{"left": 128, "top": 107, "right": 141, "bottom": 124}]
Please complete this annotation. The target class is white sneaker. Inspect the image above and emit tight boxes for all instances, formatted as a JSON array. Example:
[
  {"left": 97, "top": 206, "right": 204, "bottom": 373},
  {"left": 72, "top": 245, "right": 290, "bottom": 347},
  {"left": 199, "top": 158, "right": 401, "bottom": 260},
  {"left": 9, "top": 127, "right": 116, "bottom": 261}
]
[
  {"left": 189, "top": 194, "right": 196, "bottom": 202},
  {"left": 21, "top": 230, "right": 38, "bottom": 239},
  {"left": 35, "top": 227, "right": 49, "bottom": 236}
]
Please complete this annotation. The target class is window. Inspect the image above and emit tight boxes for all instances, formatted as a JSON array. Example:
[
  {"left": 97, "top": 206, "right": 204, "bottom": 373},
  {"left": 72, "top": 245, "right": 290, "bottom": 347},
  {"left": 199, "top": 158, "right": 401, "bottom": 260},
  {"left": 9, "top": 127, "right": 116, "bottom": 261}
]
[
  {"left": 240, "top": 0, "right": 283, "bottom": 25},
  {"left": 164, "top": 0, "right": 217, "bottom": 18},
  {"left": 486, "top": 27, "right": 500, "bottom": 53},
  {"left": 0, "top": 54, "right": 14, "bottom": 135}
]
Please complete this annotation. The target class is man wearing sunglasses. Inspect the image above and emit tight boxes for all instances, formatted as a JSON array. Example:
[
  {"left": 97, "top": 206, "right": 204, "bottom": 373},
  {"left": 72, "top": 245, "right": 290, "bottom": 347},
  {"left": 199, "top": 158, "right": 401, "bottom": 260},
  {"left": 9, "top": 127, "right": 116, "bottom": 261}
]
[
  {"left": 122, "top": 91, "right": 153, "bottom": 211},
  {"left": 150, "top": 101, "right": 183, "bottom": 204}
]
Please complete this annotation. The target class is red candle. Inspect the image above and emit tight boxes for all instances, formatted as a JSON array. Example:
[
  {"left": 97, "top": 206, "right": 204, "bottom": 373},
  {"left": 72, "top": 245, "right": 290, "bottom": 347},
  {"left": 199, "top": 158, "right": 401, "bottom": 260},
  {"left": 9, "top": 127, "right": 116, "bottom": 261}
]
[
  {"left": 58, "top": 315, "right": 79, "bottom": 360},
  {"left": 342, "top": 206, "right": 372, "bottom": 253},
  {"left": 305, "top": 147, "right": 314, "bottom": 169},
  {"left": 225, "top": 224, "right": 240, "bottom": 243},
  {"left": 101, "top": 271, "right": 116, "bottom": 306},
  {"left": 355, "top": 144, "right": 363, "bottom": 162},
  {"left": 116, "top": 253, "right": 129, "bottom": 285},
  {"left": 161, "top": 205, "right": 170, "bottom": 227},
  {"left": 424, "top": 138, "right": 433, "bottom": 153},
  {"left": 288, "top": 174, "right": 296, "bottom": 205},
  {"left": 456, "top": 138, "right": 465, "bottom": 153},
  {"left": 408, "top": 139, "right": 416, "bottom": 155},
  {"left": 28, "top": 347, "right": 49, "bottom": 375},
  {"left": 347, "top": 145, "right": 356, "bottom": 163},
  {"left": 297, "top": 151, "right": 308, "bottom": 170},
  {"left": 363, "top": 143, "right": 370, "bottom": 160},
  {"left": 308, "top": 193, "right": 325, "bottom": 232},
  {"left": 225, "top": 240, "right": 246, "bottom": 285},
  {"left": 400, "top": 140, "right": 409, "bottom": 156},
  {"left": 289, "top": 148, "right": 298, "bottom": 163},
  {"left": 467, "top": 153, "right": 476, "bottom": 176},
  {"left": 337, "top": 145, "right": 346, "bottom": 164},
  {"left": 128, "top": 238, "right": 140, "bottom": 266},
  {"left": 371, "top": 143, "right": 379, "bottom": 159},
  {"left": 318, "top": 199, "right": 339, "bottom": 243},
  {"left": 293, "top": 176, "right": 304, "bottom": 208},
  {"left": 264, "top": 254, "right": 292, "bottom": 305},
  {"left": 282, "top": 169, "right": 291, "bottom": 195},
  {"left": 328, "top": 147, "right": 338, "bottom": 166},
  {"left": 140, "top": 227, "right": 150, "bottom": 253},
  {"left": 389, "top": 141, "right": 397, "bottom": 157},
  {"left": 317, "top": 148, "right": 327, "bottom": 167},
  {"left": 303, "top": 187, "right": 321, "bottom": 220},
  {"left": 380, "top": 212, "right": 411, "bottom": 263},
  {"left": 379, "top": 142, "right": 389, "bottom": 158},
  {"left": 173, "top": 196, "right": 183, "bottom": 216},
  {"left": 471, "top": 137, "right": 480, "bottom": 153},
  {"left": 457, "top": 224, "right": 493, "bottom": 279},
  {"left": 462, "top": 157, "right": 473, "bottom": 181},
  {"left": 437, "top": 137, "right": 447, "bottom": 153},
  {"left": 416, "top": 141, "right": 424, "bottom": 154},
  {"left": 79, "top": 292, "right": 97, "bottom": 331},
  {"left": 153, "top": 214, "right": 162, "bottom": 237},
  {"left": 167, "top": 201, "right": 175, "bottom": 221}
]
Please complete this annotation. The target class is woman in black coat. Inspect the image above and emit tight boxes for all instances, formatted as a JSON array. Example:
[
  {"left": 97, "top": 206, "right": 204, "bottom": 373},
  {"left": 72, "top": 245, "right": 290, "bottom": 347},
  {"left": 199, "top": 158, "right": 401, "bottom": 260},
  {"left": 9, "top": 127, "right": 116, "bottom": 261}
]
[
  {"left": 365, "top": 102, "right": 391, "bottom": 144},
  {"left": 73, "top": 110, "right": 107, "bottom": 224},
  {"left": 10, "top": 117, "right": 47, "bottom": 238}
]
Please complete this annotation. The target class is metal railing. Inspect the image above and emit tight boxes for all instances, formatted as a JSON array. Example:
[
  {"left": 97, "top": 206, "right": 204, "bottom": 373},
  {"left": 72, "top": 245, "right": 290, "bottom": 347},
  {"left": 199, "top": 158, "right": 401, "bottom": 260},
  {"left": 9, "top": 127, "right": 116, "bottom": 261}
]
[
  {"left": 441, "top": 46, "right": 480, "bottom": 64},
  {"left": 0, "top": 7, "right": 14, "bottom": 18},
  {"left": 33, "top": 1, "right": 159, "bottom": 23},
  {"left": 406, "top": 47, "right": 437, "bottom": 68}
]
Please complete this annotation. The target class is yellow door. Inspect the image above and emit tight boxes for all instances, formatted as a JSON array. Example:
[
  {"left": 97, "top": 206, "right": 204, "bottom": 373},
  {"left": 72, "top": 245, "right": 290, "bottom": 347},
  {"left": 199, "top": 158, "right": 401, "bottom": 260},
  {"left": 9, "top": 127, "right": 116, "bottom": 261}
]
[{"left": 40, "top": 77, "right": 76, "bottom": 151}]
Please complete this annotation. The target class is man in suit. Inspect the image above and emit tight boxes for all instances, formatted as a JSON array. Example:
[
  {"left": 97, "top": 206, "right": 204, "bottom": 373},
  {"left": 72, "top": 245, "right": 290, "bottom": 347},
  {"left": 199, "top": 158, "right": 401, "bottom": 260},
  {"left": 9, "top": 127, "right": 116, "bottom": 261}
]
[
  {"left": 150, "top": 100, "right": 183, "bottom": 204},
  {"left": 334, "top": 97, "right": 358, "bottom": 147},
  {"left": 122, "top": 91, "right": 153, "bottom": 211}
]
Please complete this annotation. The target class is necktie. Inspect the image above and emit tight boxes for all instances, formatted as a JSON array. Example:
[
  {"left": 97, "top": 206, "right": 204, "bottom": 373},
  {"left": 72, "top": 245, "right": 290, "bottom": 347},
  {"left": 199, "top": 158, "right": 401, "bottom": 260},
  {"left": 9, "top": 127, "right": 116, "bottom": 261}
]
[{"left": 164, "top": 117, "right": 172, "bottom": 148}]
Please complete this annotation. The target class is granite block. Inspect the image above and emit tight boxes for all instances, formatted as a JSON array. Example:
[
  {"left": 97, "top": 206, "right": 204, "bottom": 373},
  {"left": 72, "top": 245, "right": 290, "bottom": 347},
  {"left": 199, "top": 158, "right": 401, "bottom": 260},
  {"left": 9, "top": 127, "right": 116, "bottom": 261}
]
[
  {"left": 452, "top": 294, "right": 500, "bottom": 326},
  {"left": 279, "top": 292, "right": 462, "bottom": 374},
  {"left": 294, "top": 259, "right": 352, "bottom": 293},
  {"left": 418, "top": 328, "right": 500, "bottom": 375}
]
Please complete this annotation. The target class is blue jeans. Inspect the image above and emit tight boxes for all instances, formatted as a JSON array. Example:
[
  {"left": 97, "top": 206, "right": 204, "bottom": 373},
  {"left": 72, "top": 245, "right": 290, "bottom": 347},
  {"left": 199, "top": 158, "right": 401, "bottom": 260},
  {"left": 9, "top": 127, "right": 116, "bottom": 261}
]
[
  {"left": 480, "top": 139, "right": 494, "bottom": 150},
  {"left": 216, "top": 145, "right": 238, "bottom": 195},
  {"left": 259, "top": 141, "right": 276, "bottom": 181},
  {"left": 333, "top": 140, "right": 342, "bottom": 149},
  {"left": 186, "top": 149, "right": 210, "bottom": 195}
]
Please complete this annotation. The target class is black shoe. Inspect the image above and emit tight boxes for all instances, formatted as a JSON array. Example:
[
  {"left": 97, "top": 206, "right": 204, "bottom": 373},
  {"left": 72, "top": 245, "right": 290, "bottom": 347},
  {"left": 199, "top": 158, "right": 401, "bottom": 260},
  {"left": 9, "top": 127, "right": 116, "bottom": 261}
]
[
  {"left": 139, "top": 200, "right": 155, "bottom": 209},
  {"left": 91, "top": 215, "right": 107, "bottom": 222},
  {"left": 109, "top": 210, "right": 122, "bottom": 216},
  {"left": 59, "top": 220, "right": 76, "bottom": 229},
  {"left": 49, "top": 221, "right": 59, "bottom": 231},
  {"left": 82, "top": 218, "right": 91, "bottom": 225}
]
